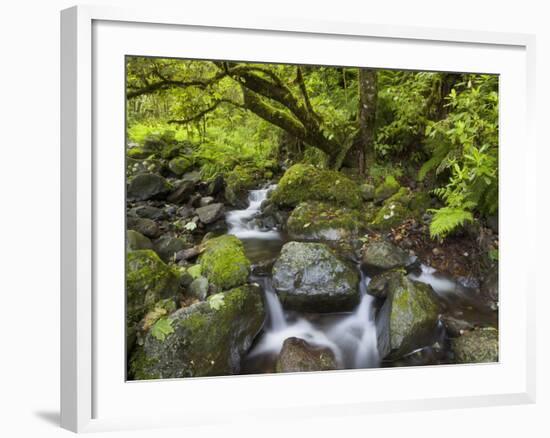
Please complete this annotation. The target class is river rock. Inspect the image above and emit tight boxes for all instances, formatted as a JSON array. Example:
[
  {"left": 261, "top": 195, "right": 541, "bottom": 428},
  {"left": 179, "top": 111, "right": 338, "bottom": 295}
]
[
  {"left": 126, "top": 230, "right": 153, "bottom": 251},
  {"left": 181, "top": 170, "right": 202, "bottom": 184},
  {"left": 129, "top": 285, "right": 265, "bottom": 379},
  {"left": 360, "top": 183, "right": 375, "bottom": 201},
  {"left": 367, "top": 269, "right": 403, "bottom": 299},
  {"left": 451, "top": 327, "right": 498, "bottom": 363},
  {"left": 272, "top": 242, "right": 360, "bottom": 312},
  {"left": 153, "top": 235, "right": 190, "bottom": 263},
  {"left": 167, "top": 180, "right": 195, "bottom": 204},
  {"left": 286, "top": 201, "right": 361, "bottom": 241},
  {"left": 199, "top": 196, "right": 215, "bottom": 207},
  {"left": 133, "top": 205, "right": 166, "bottom": 220},
  {"left": 199, "top": 235, "right": 251, "bottom": 291},
  {"left": 361, "top": 240, "right": 412, "bottom": 272},
  {"left": 127, "top": 173, "right": 172, "bottom": 201},
  {"left": 127, "top": 217, "right": 160, "bottom": 239},
  {"left": 376, "top": 273, "right": 441, "bottom": 359},
  {"left": 275, "top": 337, "right": 337, "bottom": 373},
  {"left": 196, "top": 203, "right": 224, "bottom": 224}
]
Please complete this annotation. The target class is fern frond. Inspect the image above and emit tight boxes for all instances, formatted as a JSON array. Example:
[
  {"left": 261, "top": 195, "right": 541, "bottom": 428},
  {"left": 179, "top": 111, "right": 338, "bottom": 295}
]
[{"left": 429, "top": 207, "right": 474, "bottom": 239}]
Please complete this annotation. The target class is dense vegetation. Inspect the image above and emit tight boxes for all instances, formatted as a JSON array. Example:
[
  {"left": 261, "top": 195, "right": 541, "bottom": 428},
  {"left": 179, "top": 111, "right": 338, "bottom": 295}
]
[
  {"left": 126, "top": 57, "right": 498, "bottom": 239},
  {"left": 125, "top": 57, "right": 500, "bottom": 378}
]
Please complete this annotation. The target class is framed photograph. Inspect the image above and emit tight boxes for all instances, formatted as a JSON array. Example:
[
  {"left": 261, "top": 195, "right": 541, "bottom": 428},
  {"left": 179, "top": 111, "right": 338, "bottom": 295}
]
[{"left": 61, "top": 5, "right": 536, "bottom": 433}]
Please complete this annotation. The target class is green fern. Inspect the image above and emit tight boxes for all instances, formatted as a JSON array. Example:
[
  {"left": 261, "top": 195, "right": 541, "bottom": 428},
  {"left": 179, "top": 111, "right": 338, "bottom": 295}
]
[{"left": 429, "top": 207, "right": 473, "bottom": 239}]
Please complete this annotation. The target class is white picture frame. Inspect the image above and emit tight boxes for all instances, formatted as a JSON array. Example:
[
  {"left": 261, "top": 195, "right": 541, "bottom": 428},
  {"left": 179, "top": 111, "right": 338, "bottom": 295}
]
[{"left": 60, "top": 4, "right": 537, "bottom": 433}]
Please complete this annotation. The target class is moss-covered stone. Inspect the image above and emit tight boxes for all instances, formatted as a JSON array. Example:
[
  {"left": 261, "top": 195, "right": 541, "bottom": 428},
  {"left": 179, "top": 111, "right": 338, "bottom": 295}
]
[
  {"left": 374, "top": 175, "right": 400, "bottom": 202},
  {"left": 270, "top": 164, "right": 362, "bottom": 209},
  {"left": 126, "top": 250, "right": 181, "bottom": 352},
  {"left": 286, "top": 201, "right": 363, "bottom": 241},
  {"left": 272, "top": 241, "right": 360, "bottom": 312},
  {"left": 126, "top": 230, "right": 153, "bottom": 251},
  {"left": 199, "top": 235, "right": 251, "bottom": 291},
  {"left": 451, "top": 327, "right": 498, "bottom": 363},
  {"left": 127, "top": 146, "right": 151, "bottom": 159},
  {"left": 376, "top": 273, "right": 441, "bottom": 359},
  {"left": 370, "top": 187, "right": 430, "bottom": 231},
  {"left": 129, "top": 284, "right": 265, "bottom": 379},
  {"left": 127, "top": 173, "right": 172, "bottom": 201},
  {"left": 362, "top": 240, "right": 412, "bottom": 271},
  {"left": 168, "top": 156, "right": 193, "bottom": 176}
]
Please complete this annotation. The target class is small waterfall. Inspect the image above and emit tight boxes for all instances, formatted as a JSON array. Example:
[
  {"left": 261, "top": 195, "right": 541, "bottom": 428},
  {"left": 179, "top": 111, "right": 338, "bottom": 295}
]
[{"left": 226, "top": 185, "right": 280, "bottom": 240}]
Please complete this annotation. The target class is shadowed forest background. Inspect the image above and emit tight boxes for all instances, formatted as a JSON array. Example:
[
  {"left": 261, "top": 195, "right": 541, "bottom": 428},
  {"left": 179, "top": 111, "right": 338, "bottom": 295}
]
[{"left": 125, "top": 57, "right": 499, "bottom": 379}]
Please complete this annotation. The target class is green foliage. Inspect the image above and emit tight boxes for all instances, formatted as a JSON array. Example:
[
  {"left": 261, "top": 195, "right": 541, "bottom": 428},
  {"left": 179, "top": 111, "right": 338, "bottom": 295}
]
[
  {"left": 150, "top": 317, "right": 175, "bottom": 342},
  {"left": 421, "top": 75, "right": 498, "bottom": 238},
  {"left": 428, "top": 207, "right": 474, "bottom": 239},
  {"left": 208, "top": 293, "right": 225, "bottom": 311}
]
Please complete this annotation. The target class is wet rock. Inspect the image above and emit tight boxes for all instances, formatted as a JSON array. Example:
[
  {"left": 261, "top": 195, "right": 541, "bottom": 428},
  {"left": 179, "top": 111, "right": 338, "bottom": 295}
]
[
  {"left": 451, "top": 327, "right": 498, "bottom": 363},
  {"left": 188, "top": 276, "right": 209, "bottom": 301},
  {"left": 376, "top": 273, "right": 441, "bottom": 359},
  {"left": 272, "top": 242, "right": 360, "bottom": 312},
  {"left": 199, "top": 235, "right": 251, "bottom": 291},
  {"left": 361, "top": 240, "right": 412, "bottom": 272},
  {"left": 127, "top": 217, "right": 160, "bottom": 239},
  {"left": 275, "top": 337, "right": 337, "bottom": 373},
  {"left": 196, "top": 203, "right": 224, "bottom": 225},
  {"left": 199, "top": 196, "right": 215, "bottom": 207},
  {"left": 176, "top": 205, "right": 194, "bottom": 219},
  {"left": 133, "top": 205, "right": 166, "bottom": 220},
  {"left": 207, "top": 175, "right": 225, "bottom": 196},
  {"left": 181, "top": 170, "right": 202, "bottom": 184},
  {"left": 442, "top": 315, "right": 475, "bottom": 337},
  {"left": 153, "top": 235, "right": 189, "bottom": 263},
  {"left": 129, "top": 285, "right": 265, "bottom": 379},
  {"left": 126, "top": 230, "right": 153, "bottom": 251},
  {"left": 167, "top": 180, "right": 195, "bottom": 204},
  {"left": 286, "top": 201, "right": 362, "bottom": 241},
  {"left": 366, "top": 269, "right": 404, "bottom": 299},
  {"left": 127, "top": 173, "right": 172, "bottom": 201}
]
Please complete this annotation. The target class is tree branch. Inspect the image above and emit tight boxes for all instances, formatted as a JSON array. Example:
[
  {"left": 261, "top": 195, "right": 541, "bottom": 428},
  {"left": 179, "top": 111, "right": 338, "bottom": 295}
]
[{"left": 167, "top": 99, "right": 243, "bottom": 125}]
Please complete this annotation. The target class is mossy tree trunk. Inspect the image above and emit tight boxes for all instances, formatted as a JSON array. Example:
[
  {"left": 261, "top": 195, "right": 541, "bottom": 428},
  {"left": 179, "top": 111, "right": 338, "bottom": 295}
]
[{"left": 357, "top": 68, "right": 378, "bottom": 175}]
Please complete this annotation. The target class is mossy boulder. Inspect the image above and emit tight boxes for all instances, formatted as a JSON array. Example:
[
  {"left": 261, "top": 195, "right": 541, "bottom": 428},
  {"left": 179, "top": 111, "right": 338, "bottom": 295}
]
[
  {"left": 451, "top": 327, "right": 498, "bottom": 363},
  {"left": 168, "top": 156, "right": 193, "bottom": 176},
  {"left": 153, "top": 235, "right": 190, "bottom": 263},
  {"left": 374, "top": 175, "right": 400, "bottom": 203},
  {"left": 376, "top": 273, "right": 441, "bottom": 359},
  {"left": 129, "top": 285, "right": 265, "bottom": 379},
  {"left": 199, "top": 235, "right": 251, "bottom": 291},
  {"left": 287, "top": 201, "right": 362, "bottom": 241},
  {"left": 127, "top": 173, "right": 172, "bottom": 201},
  {"left": 272, "top": 242, "right": 360, "bottom": 312},
  {"left": 361, "top": 240, "right": 413, "bottom": 272},
  {"left": 127, "top": 146, "right": 151, "bottom": 159},
  {"left": 126, "top": 250, "right": 181, "bottom": 349},
  {"left": 370, "top": 188, "right": 431, "bottom": 231},
  {"left": 127, "top": 217, "right": 160, "bottom": 239},
  {"left": 367, "top": 269, "right": 405, "bottom": 299},
  {"left": 126, "top": 230, "right": 153, "bottom": 251},
  {"left": 360, "top": 183, "right": 376, "bottom": 201},
  {"left": 270, "top": 164, "right": 362, "bottom": 209},
  {"left": 276, "top": 337, "right": 337, "bottom": 373}
]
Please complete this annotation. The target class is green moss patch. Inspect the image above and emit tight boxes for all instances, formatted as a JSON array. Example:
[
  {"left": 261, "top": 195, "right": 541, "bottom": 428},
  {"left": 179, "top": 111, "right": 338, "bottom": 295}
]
[
  {"left": 270, "top": 164, "right": 362, "bottom": 208},
  {"left": 199, "top": 235, "right": 251, "bottom": 291}
]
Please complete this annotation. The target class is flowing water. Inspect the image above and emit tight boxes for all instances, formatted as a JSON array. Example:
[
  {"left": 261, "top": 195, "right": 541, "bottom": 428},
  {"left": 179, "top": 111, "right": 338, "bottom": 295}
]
[{"left": 226, "top": 186, "right": 493, "bottom": 373}]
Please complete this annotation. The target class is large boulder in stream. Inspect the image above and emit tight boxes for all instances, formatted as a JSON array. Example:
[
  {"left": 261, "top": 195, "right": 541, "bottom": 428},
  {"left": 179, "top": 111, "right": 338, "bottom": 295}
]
[
  {"left": 199, "top": 235, "right": 251, "bottom": 291},
  {"left": 129, "top": 285, "right": 265, "bottom": 379},
  {"left": 272, "top": 242, "right": 360, "bottom": 312},
  {"left": 276, "top": 337, "right": 337, "bottom": 373},
  {"left": 376, "top": 273, "right": 441, "bottom": 359},
  {"left": 270, "top": 164, "right": 362, "bottom": 209},
  {"left": 361, "top": 240, "right": 413, "bottom": 272},
  {"left": 451, "top": 327, "right": 499, "bottom": 363},
  {"left": 195, "top": 202, "right": 224, "bottom": 224},
  {"left": 127, "top": 173, "right": 172, "bottom": 201},
  {"left": 286, "top": 201, "right": 362, "bottom": 241}
]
